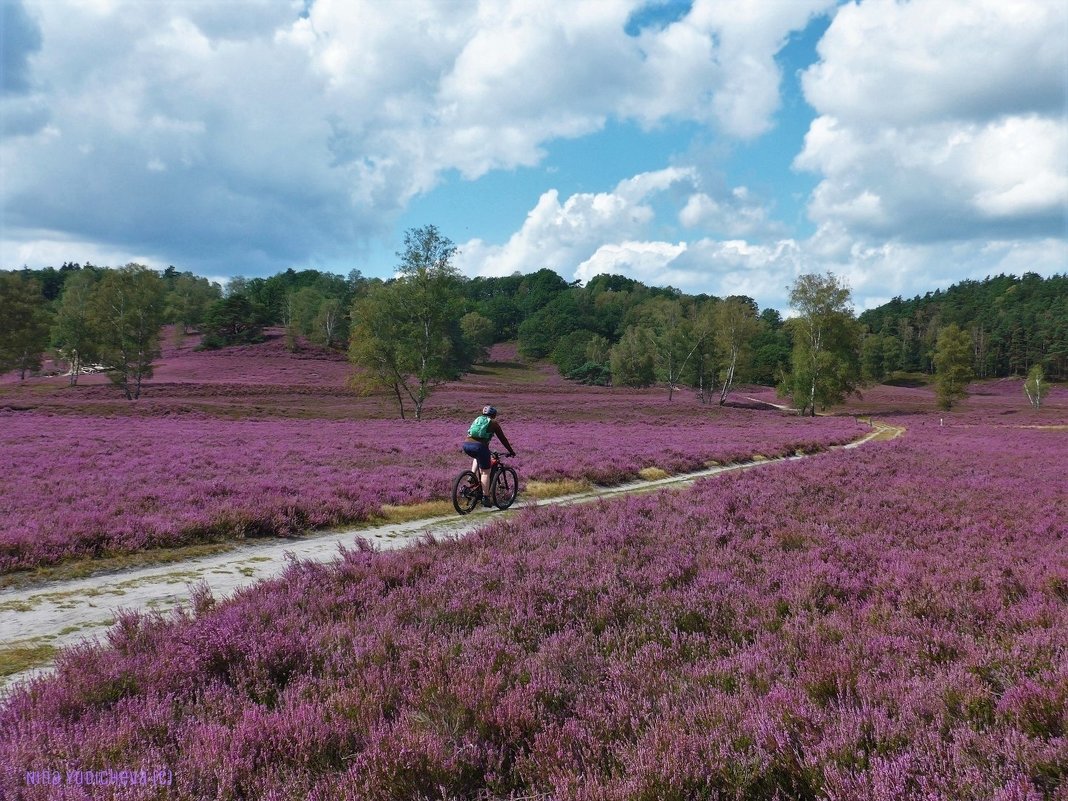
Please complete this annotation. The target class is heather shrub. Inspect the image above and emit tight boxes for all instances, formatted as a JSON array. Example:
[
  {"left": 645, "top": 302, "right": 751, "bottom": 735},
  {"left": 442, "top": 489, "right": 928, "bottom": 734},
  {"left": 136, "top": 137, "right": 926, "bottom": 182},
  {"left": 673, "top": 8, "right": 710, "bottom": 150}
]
[
  {"left": 2, "top": 424, "right": 1064, "bottom": 798},
  {"left": 0, "top": 409, "right": 860, "bottom": 573}
]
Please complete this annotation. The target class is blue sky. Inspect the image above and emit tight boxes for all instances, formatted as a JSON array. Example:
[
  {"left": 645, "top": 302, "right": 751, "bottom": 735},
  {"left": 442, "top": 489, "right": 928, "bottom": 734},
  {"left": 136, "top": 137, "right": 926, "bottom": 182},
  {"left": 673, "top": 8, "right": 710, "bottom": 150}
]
[{"left": 2, "top": 0, "right": 1065, "bottom": 312}]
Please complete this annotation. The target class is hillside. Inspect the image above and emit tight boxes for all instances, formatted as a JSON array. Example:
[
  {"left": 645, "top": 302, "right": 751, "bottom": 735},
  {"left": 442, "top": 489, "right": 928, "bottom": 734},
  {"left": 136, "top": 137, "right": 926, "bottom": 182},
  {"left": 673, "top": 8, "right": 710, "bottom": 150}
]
[{"left": 860, "top": 273, "right": 1067, "bottom": 379}]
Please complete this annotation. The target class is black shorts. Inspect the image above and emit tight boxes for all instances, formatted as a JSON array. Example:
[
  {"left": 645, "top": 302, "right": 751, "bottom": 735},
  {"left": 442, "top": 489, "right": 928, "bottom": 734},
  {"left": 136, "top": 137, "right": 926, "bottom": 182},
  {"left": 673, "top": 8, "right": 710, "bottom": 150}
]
[{"left": 462, "top": 440, "right": 491, "bottom": 470}]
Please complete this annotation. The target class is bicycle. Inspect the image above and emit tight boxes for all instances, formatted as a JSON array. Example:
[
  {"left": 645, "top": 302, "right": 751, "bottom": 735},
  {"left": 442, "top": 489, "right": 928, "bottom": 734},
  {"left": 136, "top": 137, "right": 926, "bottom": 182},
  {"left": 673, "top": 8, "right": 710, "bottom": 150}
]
[{"left": 452, "top": 451, "right": 519, "bottom": 514}]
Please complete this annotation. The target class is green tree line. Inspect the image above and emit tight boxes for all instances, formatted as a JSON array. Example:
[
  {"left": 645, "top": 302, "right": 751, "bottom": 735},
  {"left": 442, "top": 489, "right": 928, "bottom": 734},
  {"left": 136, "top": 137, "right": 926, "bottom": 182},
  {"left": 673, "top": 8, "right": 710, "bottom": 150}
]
[
  {"left": 858, "top": 272, "right": 1067, "bottom": 381},
  {"left": 4, "top": 235, "right": 1062, "bottom": 413},
  {"left": 1, "top": 264, "right": 221, "bottom": 398}
]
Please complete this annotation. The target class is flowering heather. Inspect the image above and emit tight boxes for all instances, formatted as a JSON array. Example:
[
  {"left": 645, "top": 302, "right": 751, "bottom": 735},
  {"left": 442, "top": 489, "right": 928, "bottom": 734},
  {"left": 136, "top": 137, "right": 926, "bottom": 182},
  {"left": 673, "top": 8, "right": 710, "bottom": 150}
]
[
  {"left": 741, "top": 379, "right": 1068, "bottom": 425},
  {"left": 0, "top": 409, "right": 859, "bottom": 573},
  {"left": 2, "top": 423, "right": 1064, "bottom": 799}
]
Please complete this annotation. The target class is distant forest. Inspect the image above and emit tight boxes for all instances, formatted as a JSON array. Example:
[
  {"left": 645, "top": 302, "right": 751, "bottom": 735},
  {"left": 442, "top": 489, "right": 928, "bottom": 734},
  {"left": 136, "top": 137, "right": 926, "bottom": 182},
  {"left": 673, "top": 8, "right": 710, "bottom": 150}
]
[
  {"left": 3, "top": 260, "right": 1066, "bottom": 400},
  {"left": 858, "top": 273, "right": 1067, "bottom": 381}
]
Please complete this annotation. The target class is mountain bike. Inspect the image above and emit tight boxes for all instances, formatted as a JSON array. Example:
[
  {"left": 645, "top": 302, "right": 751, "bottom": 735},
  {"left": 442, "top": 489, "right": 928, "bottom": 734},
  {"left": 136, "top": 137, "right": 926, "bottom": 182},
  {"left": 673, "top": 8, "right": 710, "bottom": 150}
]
[{"left": 452, "top": 451, "right": 519, "bottom": 514}]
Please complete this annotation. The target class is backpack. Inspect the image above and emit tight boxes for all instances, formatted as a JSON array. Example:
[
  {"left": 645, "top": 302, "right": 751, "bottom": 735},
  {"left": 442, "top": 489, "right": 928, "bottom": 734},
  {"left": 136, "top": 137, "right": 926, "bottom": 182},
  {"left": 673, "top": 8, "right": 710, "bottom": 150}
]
[{"left": 468, "top": 415, "right": 492, "bottom": 440}]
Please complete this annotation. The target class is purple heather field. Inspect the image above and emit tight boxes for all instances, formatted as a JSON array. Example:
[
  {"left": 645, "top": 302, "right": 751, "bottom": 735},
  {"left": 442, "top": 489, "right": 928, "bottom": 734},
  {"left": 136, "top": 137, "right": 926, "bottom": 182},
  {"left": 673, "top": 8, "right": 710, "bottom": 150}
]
[
  {"left": 2, "top": 332, "right": 1066, "bottom": 799},
  {"left": 1, "top": 422, "right": 1065, "bottom": 799},
  {"left": 0, "top": 336, "right": 864, "bottom": 574}
]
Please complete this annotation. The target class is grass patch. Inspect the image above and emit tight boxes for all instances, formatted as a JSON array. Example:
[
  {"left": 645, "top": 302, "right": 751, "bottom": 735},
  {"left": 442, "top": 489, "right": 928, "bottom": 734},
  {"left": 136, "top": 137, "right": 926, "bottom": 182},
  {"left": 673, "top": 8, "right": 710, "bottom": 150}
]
[
  {"left": 524, "top": 479, "right": 591, "bottom": 500},
  {"left": 0, "top": 642, "right": 57, "bottom": 678},
  {"left": 377, "top": 500, "right": 456, "bottom": 524},
  {"left": 469, "top": 358, "right": 548, "bottom": 385},
  {"left": 638, "top": 467, "right": 670, "bottom": 481},
  {"left": 0, "top": 542, "right": 237, "bottom": 591},
  {"left": 0, "top": 598, "right": 37, "bottom": 613},
  {"left": 871, "top": 423, "right": 907, "bottom": 441}
]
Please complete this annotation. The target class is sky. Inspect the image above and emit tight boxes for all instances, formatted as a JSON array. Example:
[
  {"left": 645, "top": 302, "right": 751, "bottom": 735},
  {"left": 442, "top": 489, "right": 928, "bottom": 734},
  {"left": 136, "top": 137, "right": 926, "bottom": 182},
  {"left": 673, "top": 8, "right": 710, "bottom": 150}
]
[{"left": 1, "top": 0, "right": 1066, "bottom": 313}]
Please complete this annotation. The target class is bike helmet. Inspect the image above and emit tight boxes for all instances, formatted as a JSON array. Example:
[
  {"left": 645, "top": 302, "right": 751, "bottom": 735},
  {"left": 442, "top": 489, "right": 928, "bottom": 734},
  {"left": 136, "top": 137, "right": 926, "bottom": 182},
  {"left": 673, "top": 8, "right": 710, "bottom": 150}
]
[{"left": 482, "top": 405, "right": 498, "bottom": 417}]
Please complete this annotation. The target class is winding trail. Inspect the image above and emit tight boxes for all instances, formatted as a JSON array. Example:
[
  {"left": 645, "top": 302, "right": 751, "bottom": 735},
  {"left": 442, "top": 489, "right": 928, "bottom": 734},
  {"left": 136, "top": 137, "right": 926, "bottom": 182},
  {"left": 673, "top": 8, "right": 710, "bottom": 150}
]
[{"left": 0, "top": 421, "right": 901, "bottom": 692}]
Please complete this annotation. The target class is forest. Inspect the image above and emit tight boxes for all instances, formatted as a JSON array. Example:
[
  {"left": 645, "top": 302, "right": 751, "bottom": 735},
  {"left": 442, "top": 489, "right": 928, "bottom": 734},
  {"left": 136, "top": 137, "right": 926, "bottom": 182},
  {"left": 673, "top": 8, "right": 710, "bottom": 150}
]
[{"left": 2, "top": 229, "right": 1065, "bottom": 412}]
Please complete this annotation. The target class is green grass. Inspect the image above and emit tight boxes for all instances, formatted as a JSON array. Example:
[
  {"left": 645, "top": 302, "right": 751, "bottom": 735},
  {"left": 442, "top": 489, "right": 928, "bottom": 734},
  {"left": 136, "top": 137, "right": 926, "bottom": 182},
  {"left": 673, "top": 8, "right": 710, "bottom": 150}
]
[
  {"left": 0, "top": 642, "right": 57, "bottom": 678},
  {"left": 0, "top": 542, "right": 237, "bottom": 591},
  {"left": 467, "top": 357, "right": 548, "bottom": 385}
]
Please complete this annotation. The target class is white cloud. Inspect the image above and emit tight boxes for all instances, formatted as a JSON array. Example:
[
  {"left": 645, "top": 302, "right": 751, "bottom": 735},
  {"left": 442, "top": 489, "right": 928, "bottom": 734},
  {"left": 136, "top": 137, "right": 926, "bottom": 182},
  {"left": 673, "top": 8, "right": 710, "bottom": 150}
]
[
  {"left": 679, "top": 186, "right": 776, "bottom": 237},
  {"left": 4, "top": 0, "right": 1062, "bottom": 318},
  {"left": 796, "top": 0, "right": 1068, "bottom": 245},
  {"left": 460, "top": 155, "right": 1068, "bottom": 314},
  {"left": 803, "top": 0, "right": 1065, "bottom": 127},
  {"left": 0, "top": 230, "right": 165, "bottom": 271},
  {"left": 692, "top": 0, "right": 838, "bottom": 136},
  {"left": 456, "top": 167, "right": 695, "bottom": 277},
  {"left": 2, "top": 0, "right": 834, "bottom": 274},
  {"left": 575, "top": 240, "right": 688, "bottom": 284}
]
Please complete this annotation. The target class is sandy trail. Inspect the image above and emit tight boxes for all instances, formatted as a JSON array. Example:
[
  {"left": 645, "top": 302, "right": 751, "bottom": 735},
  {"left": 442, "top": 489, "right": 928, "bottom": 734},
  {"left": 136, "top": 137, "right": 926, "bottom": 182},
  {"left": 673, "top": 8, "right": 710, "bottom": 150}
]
[{"left": 0, "top": 422, "right": 897, "bottom": 692}]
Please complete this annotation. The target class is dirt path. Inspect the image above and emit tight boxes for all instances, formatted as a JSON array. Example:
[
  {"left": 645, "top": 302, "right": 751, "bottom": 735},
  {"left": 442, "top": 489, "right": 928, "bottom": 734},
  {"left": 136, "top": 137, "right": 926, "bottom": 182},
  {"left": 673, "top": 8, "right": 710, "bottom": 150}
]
[{"left": 0, "top": 422, "right": 901, "bottom": 692}]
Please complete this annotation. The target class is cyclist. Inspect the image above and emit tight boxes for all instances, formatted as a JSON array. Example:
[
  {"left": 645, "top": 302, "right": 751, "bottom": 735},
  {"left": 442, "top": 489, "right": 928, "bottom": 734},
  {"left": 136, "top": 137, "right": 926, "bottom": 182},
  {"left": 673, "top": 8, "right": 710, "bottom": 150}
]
[{"left": 462, "top": 405, "right": 515, "bottom": 507}]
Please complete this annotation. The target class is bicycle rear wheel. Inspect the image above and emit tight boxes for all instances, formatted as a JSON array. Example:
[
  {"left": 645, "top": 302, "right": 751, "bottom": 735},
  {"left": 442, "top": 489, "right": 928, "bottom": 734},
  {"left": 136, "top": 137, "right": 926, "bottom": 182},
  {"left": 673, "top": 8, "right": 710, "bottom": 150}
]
[
  {"left": 491, "top": 466, "right": 519, "bottom": 509},
  {"left": 452, "top": 470, "right": 481, "bottom": 515}
]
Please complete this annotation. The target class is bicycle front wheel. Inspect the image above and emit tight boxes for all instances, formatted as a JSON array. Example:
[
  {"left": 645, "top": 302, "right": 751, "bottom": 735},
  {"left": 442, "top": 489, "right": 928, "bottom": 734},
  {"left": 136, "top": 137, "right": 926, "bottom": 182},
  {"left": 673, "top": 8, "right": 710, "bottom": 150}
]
[
  {"left": 452, "top": 470, "right": 481, "bottom": 515},
  {"left": 491, "top": 466, "right": 519, "bottom": 509}
]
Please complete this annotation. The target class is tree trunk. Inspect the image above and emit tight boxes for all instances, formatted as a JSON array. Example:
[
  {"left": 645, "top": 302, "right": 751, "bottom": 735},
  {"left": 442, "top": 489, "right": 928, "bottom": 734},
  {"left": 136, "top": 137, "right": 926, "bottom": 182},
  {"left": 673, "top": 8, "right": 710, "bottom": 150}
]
[
  {"left": 70, "top": 350, "right": 81, "bottom": 386},
  {"left": 718, "top": 347, "right": 738, "bottom": 405}
]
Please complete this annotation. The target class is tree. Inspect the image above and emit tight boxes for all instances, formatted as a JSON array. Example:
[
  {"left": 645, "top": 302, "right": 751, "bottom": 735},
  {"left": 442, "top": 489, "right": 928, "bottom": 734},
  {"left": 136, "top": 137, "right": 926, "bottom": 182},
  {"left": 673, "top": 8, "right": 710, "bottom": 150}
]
[
  {"left": 280, "top": 291, "right": 299, "bottom": 351},
  {"left": 642, "top": 297, "right": 701, "bottom": 401},
  {"left": 460, "top": 311, "right": 495, "bottom": 363},
  {"left": 1024, "top": 364, "right": 1048, "bottom": 409},
  {"left": 933, "top": 323, "right": 973, "bottom": 410},
  {"left": 517, "top": 289, "right": 587, "bottom": 359},
  {"left": 350, "top": 284, "right": 410, "bottom": 417},
  {"left": 750, "top": 308, "right": 790, "bottom": 386},
  {"left": 313, "top": 297, "right": 347, "bottom": 349},
  {"left": 291, "top": 287, "right": 326, "bottom": 337},
  {"left": 610, "top": 325, "right": 657, "bottom": 387},
  {"left": 783, "top": 272, "right": 862, "bottom": 416},
  {"left": 0, "top": 272, "right": 52, "bottom": 379},
  {"left": 52, "top": 269, "right": 99, "bottom": 385},
  {"left": 164, "top": 273, "right": 222, "bottom": 332},
  {"left": 349, "top": 225, "right": 469, "bottom": 420},
  {"left": 86, "top": 265, "right": 166, "bottom": 399},
  {"left": 200, "top": 294, "right": 266, "bottom": 348},
  {"left": 714, "top": 297, "right": 760, "bottom": 405},
  {"left": 585, "top": 334, "right": 611, "bottom": 367},
  {"left": 858, "top": 274, "right": 1068, "bottom": 381}
]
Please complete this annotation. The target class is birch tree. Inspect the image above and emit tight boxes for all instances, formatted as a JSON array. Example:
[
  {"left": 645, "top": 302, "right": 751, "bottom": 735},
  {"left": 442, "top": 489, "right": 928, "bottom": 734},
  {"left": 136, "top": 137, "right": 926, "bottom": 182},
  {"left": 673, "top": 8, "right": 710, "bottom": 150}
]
[
  {"left": 348, "top": 225, "right": 468, "bottom": 420},
  {"left": 783, "top": 272, "right": 862, "bottom": 416},
  {"left": 934, "top": 323, "right": 973, "bottom": 410},
  {"left": 313, "top": 297, "right": 345, "bottom": 349},
  {"left": 714, "top": 297, "right": 760, "bottom": 405},
  {"left": 52, "top": 269, "right": 99, "bottom": 385},
  {"left": 86, "top": 264, "right": 165, "bottom": 399},
  {"left": 1024, "top": 364, "right": 1048, "bottom": 409}
]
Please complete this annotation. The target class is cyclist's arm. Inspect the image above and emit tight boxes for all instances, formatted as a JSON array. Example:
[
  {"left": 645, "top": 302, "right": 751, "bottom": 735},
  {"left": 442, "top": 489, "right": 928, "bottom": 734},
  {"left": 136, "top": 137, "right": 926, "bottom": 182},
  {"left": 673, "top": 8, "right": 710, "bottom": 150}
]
[{"left": 490, "top": 421, "right": 515, "bottom": 455}]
